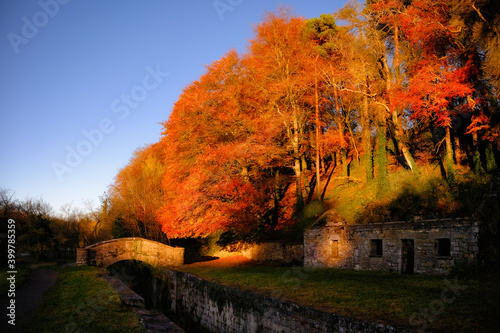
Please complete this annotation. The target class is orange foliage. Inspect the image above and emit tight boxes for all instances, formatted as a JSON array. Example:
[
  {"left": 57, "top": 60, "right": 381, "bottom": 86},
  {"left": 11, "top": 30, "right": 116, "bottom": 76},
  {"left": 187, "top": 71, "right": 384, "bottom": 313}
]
[
  {"left": 109, "top": 143, "right": 166, "bottom": 241},
  {"left": 108, "top": 4, "right": 498, "bottom": 241},
  {"left": 372, "top": 0, "right": 478, "bottom": 129},
  {"left": 157, "top": 49, "right": 289, "bottom": 238}
]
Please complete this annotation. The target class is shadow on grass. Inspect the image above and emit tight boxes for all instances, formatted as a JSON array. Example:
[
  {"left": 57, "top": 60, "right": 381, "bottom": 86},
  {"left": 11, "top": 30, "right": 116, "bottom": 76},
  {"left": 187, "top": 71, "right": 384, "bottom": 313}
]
[
  {"left": 179, "top": 262, "right": 500, "bottom": 333},
  {"left": 356, "top": 172, "right": 491, "bottom": 223}
]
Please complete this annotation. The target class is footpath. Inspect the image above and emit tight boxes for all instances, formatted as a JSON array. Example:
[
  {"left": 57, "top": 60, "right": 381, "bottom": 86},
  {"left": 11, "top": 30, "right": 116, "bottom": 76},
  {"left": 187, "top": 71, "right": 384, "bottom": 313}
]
[
  {"left": 1, "top": 267, "right": 184, "bottom": 333},
  {"left": 0, "top": 268, "right": 58, "bottom": 333}
]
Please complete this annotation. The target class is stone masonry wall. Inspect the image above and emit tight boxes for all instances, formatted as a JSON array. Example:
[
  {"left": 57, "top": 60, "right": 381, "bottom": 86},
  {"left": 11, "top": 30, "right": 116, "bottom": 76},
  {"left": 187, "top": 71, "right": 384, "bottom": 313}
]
[
  {"left": 215, "top": 242, "right": 303, "bottom": 264},
  {"left": 304, "top": 218, "right": 479, "bottom": 274},
  {"left": 156, "top": 269, "right": 408, "bottom": 333}
]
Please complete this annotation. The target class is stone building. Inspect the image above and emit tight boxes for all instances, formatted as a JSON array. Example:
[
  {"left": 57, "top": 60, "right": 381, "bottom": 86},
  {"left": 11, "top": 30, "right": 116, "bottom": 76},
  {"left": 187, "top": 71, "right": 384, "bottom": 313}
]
[{"left": 304, "top": 210, "right": 479, "bottom": 274}]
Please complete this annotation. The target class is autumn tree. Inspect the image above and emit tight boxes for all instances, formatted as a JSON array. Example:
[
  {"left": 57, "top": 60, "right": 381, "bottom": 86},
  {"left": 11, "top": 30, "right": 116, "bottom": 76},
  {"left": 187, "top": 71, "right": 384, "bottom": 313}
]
[
  {"left": 449, "top": 0, "right": 500, "bottom": 92},
  {"left": 360, "top": 0, "right": 495, "bottom": 182},
  {"left": 108, "top": 143, "right": 167, "bottom": 242},
  {"left": 245, "top": 10, "right": 320, "bottom": 209},
  {"left": 307, "top": 14, "right": 352, "bottom": 183},
  {"left": 158, "top": 50, "right": 287, "bottom": 239},
  {"left": 364, "top": 0, "right": 419, "bottom": 173},
  {"left": 448, "top": 0, "right": 499, "bottom": 171},
  {"left": 380, "top": 0, "right": 480, "bottom": 179},
  {"left": 334, "top": 1, "right": 391, "bottom": 194}
]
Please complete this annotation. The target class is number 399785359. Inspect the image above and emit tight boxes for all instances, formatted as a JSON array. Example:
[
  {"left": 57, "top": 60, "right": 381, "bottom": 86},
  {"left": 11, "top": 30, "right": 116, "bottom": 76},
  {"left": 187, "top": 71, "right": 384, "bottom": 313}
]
[{"left": 7, "top": 219, "right": 16, "bottom": 269}]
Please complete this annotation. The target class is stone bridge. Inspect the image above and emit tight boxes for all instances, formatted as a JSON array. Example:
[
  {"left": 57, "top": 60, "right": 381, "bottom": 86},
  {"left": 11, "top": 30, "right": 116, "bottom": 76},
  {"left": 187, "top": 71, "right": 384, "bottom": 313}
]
[{"left": 76, "top": 237, "right": 184, "bottom": 268}]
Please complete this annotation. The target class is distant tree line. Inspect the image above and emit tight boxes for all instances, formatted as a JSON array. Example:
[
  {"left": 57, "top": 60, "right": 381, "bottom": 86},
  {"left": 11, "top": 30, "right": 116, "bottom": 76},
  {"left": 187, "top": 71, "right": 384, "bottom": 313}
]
[{"left": 0, "top": 188, "right": 112, "bottom": 263}]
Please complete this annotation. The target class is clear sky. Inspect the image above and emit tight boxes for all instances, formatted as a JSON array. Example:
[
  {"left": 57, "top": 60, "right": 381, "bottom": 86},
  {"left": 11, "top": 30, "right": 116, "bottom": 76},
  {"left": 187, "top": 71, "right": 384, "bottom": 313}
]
[{"left": 0, "top": 0, "right": 347, "bottom": 214}]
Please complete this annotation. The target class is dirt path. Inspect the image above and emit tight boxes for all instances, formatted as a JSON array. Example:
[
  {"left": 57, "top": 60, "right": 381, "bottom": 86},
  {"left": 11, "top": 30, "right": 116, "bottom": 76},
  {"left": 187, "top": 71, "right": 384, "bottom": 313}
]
[
  {"left": 0, "top": 268, "right": 58, "bottom": 333},
  {"left": 182, "top": 255, "right": 255, "bottom": 268}
]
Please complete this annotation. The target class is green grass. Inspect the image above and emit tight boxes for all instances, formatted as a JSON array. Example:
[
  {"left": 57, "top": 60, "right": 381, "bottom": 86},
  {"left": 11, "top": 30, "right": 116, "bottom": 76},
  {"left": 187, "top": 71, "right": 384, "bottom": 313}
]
[
  {"left": 22, "top": 265, "right": 144, "bottom": 333},
  {"left": 0, "top": 265, "right": 31, "bottom": 296},
  {"left": 178, "top": 264, "right": 500, "bottom": 332},
  {"left": 326, "top": 164, "right": 492, "bottom": 224}
]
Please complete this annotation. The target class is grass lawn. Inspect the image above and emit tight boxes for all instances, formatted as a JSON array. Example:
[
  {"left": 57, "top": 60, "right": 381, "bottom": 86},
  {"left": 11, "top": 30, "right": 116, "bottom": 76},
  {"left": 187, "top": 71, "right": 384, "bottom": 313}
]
[
  {"left": 0, "top": 266, "right": 31, "bottom": 296},
  {"left": 22, "top": 265, "right": 144, "bottom": 333},
  {"left": 178, "top": 261, "right": 500, "bottom": 332}
]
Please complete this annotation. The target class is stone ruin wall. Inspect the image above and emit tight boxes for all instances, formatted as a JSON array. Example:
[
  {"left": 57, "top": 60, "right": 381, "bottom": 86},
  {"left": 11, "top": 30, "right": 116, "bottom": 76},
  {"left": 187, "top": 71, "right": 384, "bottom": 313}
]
[
  {"left": 304, "top": 216, "right": 479, "bottom": 274},
  {"left": 215, "top": 241, "right": 304, "bottom": 264}
]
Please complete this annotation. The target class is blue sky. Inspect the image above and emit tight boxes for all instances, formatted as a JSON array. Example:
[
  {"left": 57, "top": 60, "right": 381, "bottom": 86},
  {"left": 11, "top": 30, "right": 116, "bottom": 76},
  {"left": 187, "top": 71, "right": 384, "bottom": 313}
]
[{"left": 0, "top": 0, "right": 347, "bottom": 214}]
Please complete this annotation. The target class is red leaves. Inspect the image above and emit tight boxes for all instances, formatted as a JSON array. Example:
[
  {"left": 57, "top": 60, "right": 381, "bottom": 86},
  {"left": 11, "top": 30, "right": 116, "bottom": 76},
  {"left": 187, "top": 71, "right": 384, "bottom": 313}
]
[
  {"left": 400, "top": 1, "right": 452, "bottom": 49},
  {"left": 399, "top": 56, "right": 474, "bottom": 127},
  {"left": 157, "top": 44, "right": 293, "bottom": 238},
  {"left": 156, "top": 12, "right": 325, "bottom": 238},
  {"left": 110, "top": 3, "right": 497, "bottom": 241},
  {"left": 375, "top": 0, "right": 478, "bottom": 130}
]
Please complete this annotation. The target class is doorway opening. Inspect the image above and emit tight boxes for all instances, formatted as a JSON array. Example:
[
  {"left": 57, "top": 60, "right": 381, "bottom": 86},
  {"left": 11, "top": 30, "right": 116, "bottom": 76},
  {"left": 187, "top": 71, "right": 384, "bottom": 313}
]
[{"left": 401, "top": 239, "right": 414, "bottom": 274}]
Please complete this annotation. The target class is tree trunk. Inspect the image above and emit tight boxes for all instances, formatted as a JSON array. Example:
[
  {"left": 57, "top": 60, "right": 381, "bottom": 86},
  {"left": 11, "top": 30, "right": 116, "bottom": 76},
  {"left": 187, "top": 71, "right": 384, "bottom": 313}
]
[
  {"left": 486, "top": 144, "right": 497, "bottom": 172},
  {"left": 445, "top": 126, "right": 454, "bottom": 179},
  {"left": 376, "top": 111, "right": 389, "bottom": 199},
  {"left": 383, "top": 27, "right": 416, "bottom": 172},
  {"left": 472, "top": 132, "right": 481, "bottom": 174},
  {"left": 292, "top": 106, "right": 304, "bottom": 210},
  {"left": 361, "top": 77, "right": 373, "bottom": 182},
  {"left": 270, "top": 169, "right": 282, "bottom": 230},
  {"left": 392, "top": 110, "right": 416, "bottom": 171},
  {"left": 333, "top": 87, "right": 347, "bottom": 178},
  {"left": 454, "top": 135, "right": 462, "bottom": 166},
  {"left": 241, "top": 166, "right": 249, "bottom": 182},
  {"left": 315, "top": 72, "right": 321, "bottom": 199}
]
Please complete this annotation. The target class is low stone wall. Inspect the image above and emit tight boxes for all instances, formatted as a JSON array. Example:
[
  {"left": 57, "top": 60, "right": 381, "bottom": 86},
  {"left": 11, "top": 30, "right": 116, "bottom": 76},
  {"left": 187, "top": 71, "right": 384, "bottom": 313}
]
[
  {"left": 155, "top": 269, "right": 408, "bottom": 333},
  {"left": 214, "top": 242, "right": 303, "bottom": 264},
  {"left": 305, "top": 217, "right": 479, "bottom": 274}
]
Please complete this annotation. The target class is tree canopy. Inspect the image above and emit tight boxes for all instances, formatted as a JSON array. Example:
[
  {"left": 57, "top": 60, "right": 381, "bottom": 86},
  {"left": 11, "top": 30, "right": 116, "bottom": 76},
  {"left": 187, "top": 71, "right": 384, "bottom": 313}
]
[{"left": 106, "top": 1, "right": 499, "bottom": 241}]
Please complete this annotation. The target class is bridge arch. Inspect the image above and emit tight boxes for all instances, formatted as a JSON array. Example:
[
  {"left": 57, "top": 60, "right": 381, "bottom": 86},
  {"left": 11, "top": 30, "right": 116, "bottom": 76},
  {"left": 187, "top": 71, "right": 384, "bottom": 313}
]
[{"left": 76, "top": 237, "right": 184, "bottom": 268}]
